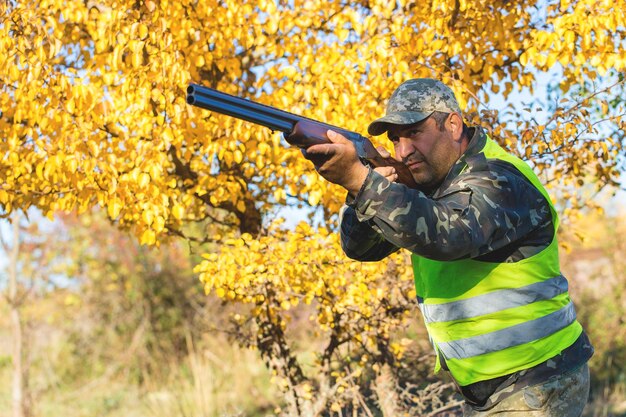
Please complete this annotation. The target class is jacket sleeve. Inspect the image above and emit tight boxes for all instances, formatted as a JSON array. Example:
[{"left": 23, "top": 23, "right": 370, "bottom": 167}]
[
  {"left": 342, "top": 163, "right": 552, "bottom": 262},
  {"left": 339, "top": 204, "right": 400, "bottom": 261}
]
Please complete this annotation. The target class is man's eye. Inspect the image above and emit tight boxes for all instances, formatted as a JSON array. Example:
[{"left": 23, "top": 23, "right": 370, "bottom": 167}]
[
  {"left": 389, "top": 135, "right": 399, "bottom": 143},
  {"left": 409, "top": 129, "right": 419, "bottom": 137}
]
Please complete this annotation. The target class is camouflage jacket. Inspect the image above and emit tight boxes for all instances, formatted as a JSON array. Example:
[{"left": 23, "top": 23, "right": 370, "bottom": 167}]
[
  {"left": 339, "top": 126, "right": 593, "bottom": 407},
  {"left": 340, "top": 127, "right": 553, "bottom": 263}
]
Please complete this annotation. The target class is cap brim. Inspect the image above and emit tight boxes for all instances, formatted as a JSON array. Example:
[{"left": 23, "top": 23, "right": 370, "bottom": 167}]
[{"left": 367, "top": 111, "right": 433, "bottom": 136}]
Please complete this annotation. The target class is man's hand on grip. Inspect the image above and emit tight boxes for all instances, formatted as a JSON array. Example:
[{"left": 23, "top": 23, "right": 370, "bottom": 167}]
[
  {"left": 374, "top": 166, "right": 399, "bottom": 183},
  {"left": 303, "top": 130, "right": 369, "bottom": 196}
]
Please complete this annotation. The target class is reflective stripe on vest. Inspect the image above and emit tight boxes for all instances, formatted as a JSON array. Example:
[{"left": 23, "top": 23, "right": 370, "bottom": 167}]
[
  {"left": 437, "top": 301, "right": 577, "bottom": 360},
  {"left": 419, "top": 275, "right": 569, "bottom": 324},
  {"left": 412, "top": 135, "right": 583, "bottom": 386}
]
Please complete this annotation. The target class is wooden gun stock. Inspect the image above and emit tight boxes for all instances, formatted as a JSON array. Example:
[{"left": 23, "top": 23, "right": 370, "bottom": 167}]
[{"left": 286, "top": 120, "right": 418, "bottom": 188}]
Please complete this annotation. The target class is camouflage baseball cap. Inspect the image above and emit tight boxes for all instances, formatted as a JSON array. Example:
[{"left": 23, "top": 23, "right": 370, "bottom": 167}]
[{"left": 368, "top": 78, "right": 461, "bottom": 136}]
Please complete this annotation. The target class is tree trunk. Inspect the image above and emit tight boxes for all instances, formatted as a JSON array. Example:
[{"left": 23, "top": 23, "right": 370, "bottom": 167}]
[{"left": 7, "top": 215, "right": 31, "bottom": 417}]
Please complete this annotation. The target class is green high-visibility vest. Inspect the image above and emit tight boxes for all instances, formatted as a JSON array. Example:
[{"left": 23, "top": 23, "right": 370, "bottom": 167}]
[{"left": 411, "top": 136, "right": 582, "bottom": 387}]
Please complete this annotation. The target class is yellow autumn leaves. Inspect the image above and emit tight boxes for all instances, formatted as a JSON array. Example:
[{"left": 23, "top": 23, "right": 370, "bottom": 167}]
[
  {"left": 0, "top": 0, "right": 622, "bottom": 240},
  {"left": 0, "top": 0, "right": 623, "bottom": 292},
  {"left": 520, "top": 12, "right": 626, "bottom": 76},
  {"left": 194, "top": 220, "right": 415, "bottom": 333}
]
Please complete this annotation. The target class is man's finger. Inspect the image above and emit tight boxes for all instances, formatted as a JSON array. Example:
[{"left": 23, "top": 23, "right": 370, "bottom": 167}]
[
  {"left": 305, "top": 143, "right": 339, "bottom": 157},
  {"left": 373, "top": 166, "right": 398, "bottom": 182},
  {"left": 374, "top": 166, "right": 396, "bottom": 176},
  {"left": 326, "top": 130, "right": 351, "bottom": 144}
]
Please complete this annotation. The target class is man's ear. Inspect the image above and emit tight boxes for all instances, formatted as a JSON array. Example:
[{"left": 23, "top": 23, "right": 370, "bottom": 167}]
[{"left": 447, "top": 112, "right": 464, "bottom": 142}]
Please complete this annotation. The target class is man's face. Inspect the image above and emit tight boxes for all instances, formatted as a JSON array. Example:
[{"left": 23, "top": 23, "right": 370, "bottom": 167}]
[{"left": 387, "top": 115, "right": 461, "bottom": 190}]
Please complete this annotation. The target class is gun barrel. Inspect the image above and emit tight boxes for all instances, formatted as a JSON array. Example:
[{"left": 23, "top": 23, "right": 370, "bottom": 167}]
[
  {"left": 187, "top": 84, "right": 309, "bottom": 133},
  {"left": 186, "top": 83, "right": 419, "bottom": 189}
]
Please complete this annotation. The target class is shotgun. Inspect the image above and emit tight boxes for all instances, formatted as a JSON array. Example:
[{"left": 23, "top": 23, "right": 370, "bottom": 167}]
[{"left": 186, "top": 83, "right": 418, "bottom": 188}]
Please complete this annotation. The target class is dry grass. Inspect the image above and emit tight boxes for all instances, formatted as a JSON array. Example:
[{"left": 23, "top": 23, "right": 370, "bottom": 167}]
[
  {"left": 0, "top": 328, "right": 278, "bottom": 417},
  {"left": 142, "top": 335, "right": 277, "bottom": 417}
]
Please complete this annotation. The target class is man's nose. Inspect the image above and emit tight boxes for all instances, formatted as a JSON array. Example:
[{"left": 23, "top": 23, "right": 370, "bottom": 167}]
[{"left": 395, "top": 137, "right": 414, "bottom": 161}]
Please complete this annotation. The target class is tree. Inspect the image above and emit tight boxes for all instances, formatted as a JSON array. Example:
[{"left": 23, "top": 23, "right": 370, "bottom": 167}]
[
  {"left": 2, "top": 213, "right": 32, "bottom": 417},
  {"left": 1, "top": 212, "right": 67, "bottom": 417},
  {"left": 53, "top": 211, "right": 208, "bottom": 383},
  {"left": 1, "top": 0, "right": 625, "bottom": 414}
]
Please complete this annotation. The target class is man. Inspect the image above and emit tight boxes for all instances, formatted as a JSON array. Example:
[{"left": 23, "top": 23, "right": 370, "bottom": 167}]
[{"left": 301, "top": 78, "right": 594, "bottom": 416}]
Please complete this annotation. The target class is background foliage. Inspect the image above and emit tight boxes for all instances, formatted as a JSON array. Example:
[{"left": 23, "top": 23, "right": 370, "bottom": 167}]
[
  {"left": 1, "top": 209, "right": 626, "bottom": 416},
  {"left": 1, "top": 0, "right": 625, "bottom": 415}
]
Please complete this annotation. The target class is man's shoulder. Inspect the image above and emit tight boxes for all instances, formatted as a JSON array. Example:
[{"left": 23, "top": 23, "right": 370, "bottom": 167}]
[
  {"left": 453, "top": 153, "right": 538, "bottom": 194},
  {"left": 440, "top": 154, "right": 550, "bottom": 217}
]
